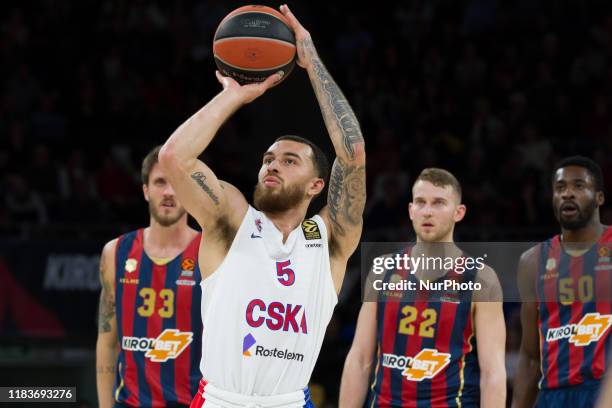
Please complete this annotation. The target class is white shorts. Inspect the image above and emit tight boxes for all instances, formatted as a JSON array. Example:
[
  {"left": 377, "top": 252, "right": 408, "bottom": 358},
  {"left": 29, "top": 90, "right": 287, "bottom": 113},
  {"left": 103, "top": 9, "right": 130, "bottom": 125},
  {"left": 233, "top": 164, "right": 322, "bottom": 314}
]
[{"left": 190, "top": 379, "right": 314, "bottom": 408}]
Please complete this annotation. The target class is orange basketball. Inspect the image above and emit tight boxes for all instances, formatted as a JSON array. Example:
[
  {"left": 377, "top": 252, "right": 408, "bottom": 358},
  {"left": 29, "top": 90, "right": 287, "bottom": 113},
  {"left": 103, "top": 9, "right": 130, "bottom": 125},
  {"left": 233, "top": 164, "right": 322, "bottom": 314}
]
[{"left": 213, "top": 5, "right": 296, "bottom": 85}]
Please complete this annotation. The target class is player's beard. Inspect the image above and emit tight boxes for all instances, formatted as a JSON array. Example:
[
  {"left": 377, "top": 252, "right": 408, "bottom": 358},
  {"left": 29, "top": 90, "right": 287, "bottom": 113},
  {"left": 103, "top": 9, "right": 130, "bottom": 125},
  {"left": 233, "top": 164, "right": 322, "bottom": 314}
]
[
  {"left": 554, "top": 199, "right": 597, "bottom": 230},
  {"left": 253, "top": 181, "right": 306, "bottom": 214},
  {"left": 149, "top": 201, "right": 186, "bottom": 227}
]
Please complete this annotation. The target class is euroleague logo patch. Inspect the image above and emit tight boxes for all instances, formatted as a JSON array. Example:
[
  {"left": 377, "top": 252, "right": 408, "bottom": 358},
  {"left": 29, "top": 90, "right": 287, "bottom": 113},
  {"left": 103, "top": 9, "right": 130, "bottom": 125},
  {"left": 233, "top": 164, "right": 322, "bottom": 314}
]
[{"left": 301, "top": 220, "right": 321, "bottom": 240}]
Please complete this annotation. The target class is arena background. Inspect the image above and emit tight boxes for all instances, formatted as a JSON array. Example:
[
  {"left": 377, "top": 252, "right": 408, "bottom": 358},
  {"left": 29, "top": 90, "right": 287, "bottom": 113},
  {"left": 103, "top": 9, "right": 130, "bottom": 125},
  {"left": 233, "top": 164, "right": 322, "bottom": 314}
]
[{"left": 2, "top": 0, "right": 612, "bottom": 406}]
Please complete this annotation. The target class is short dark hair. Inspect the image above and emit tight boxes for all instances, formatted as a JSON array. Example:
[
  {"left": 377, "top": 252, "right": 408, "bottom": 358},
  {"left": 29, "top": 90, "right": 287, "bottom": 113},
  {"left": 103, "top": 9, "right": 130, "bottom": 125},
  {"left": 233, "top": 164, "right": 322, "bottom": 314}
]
[
  {"left": 274, "top": 135, "right": 330, "bottom": 183},
  {"left": 414, "top": 168, "right": 462, "bottom": 201},
  {"left": 552, "top": 156, "right": 604, "bottom": 191},
  {"left": 142, "top": 145, "right": 162, "bottom": 185}
]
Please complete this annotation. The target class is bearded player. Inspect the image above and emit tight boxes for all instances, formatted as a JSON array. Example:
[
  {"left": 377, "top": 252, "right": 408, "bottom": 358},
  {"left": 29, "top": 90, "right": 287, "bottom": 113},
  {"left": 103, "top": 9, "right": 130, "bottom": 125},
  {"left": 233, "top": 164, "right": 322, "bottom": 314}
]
[
  {"left": 513, "top": 156, "right": 612, "bottom": 408},
  {"left": 340, "top": 168, "right": 506, "bottom": 407},
  {"left": 96, "top": 146, "right": 203, "bottom": 407},
  {"left": 159, "top": 4, "right": 365, "bottom": 408}
]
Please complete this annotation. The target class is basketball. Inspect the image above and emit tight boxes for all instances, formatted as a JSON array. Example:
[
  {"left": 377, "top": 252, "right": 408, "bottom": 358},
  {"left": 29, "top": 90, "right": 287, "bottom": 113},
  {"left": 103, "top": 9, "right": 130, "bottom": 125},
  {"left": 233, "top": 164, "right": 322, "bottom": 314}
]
[{"left": 213, "top": 5, "right": 296, "bottom": 85}]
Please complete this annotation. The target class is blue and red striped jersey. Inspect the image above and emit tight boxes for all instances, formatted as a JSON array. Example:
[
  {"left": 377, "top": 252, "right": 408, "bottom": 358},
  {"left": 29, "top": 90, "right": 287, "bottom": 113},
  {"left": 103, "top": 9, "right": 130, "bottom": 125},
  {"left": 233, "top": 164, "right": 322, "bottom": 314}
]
[
  {"left": 367, "top": 251, "right": 480, "bottom": 407},
  {"left": 113, "top": 229, "right": 202, "bottom": 407},
  {"left": 536, "top": 226, "right": 612, "bottom": 389}
]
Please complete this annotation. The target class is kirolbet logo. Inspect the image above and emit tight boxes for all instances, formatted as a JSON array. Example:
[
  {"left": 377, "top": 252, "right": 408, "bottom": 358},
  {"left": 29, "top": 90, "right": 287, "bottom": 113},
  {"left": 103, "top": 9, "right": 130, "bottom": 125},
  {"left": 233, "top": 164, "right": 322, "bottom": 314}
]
[
  {"left": 383, "top": 348, "right": 451, "bottom": 381},
  {"left": 546, "top": 312, "right": 612, "bottom": 346},
  {"left": 122, "top": 329, "right": 193, "bottom": 362}
]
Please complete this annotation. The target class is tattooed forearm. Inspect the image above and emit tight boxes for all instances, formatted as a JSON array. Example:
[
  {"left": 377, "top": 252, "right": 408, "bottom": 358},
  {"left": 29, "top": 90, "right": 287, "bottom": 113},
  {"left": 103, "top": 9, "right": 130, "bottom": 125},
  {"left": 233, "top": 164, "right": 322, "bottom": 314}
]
[
  {"left": 327, "top": 158, "right": 366, "bottom": 236},
  {"left": 98, "top": 286, "right": 115, "bottom": 333},
  {"left": 191, "top": 171, "right": 220, "bottom": 205},
  {"left": 302, "top": 38, "right": 364, "bottom": 160}
]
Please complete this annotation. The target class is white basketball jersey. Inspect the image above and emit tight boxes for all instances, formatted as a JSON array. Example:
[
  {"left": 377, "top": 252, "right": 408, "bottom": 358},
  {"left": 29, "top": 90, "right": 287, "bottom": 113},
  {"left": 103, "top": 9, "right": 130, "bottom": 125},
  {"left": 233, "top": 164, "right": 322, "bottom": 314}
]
[{"left": 200, "top": 206, "right": 338, "bottom": 395}]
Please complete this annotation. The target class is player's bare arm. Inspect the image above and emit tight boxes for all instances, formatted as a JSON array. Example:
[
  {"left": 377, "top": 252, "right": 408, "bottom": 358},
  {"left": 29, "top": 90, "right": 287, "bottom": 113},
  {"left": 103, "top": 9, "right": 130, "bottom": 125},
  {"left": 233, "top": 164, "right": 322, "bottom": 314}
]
[
  {"left": 473, "top": 266, "right": 507, "bottom": 408},
  {"left": 339, "top": 302, "right": 377, "bottom": 408},
  {"left": 595, "top": 366, "right": 612, "bottom": 408},
  {"left": 511, "top": 246, "right": 541, "bottom": 408},
  {"left": 281, "top": 5, "right": 366, "bottom": 288},
  {"left": 159, "top": 71, "right": 282, "bottom": 277},
  {"left": 96, "top": 239, "right": 118, "bottom": 408}
]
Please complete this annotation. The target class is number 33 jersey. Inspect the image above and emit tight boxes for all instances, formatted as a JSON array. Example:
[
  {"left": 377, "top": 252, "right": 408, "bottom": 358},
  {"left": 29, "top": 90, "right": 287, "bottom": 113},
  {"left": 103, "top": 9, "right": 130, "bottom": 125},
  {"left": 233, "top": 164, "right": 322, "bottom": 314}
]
[
  {"left": 200, "top": 206, "right": 337, "bottom": 395},
  {"left": 536, "top": 226, "right": 612, "bottom": 390},
  {"left": 114, "top": 229, "right": 203, "bottom": 407}
]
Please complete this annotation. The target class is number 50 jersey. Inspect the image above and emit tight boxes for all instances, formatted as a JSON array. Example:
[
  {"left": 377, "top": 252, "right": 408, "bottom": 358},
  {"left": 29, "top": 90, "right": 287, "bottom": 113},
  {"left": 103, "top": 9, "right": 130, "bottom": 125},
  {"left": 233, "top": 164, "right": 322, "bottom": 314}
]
[
  {"left": 114, "top": 229, "right": 203, "bottom": 407},
  {"left": 536, "top": 227, "right": 612, "bottom": 390}
]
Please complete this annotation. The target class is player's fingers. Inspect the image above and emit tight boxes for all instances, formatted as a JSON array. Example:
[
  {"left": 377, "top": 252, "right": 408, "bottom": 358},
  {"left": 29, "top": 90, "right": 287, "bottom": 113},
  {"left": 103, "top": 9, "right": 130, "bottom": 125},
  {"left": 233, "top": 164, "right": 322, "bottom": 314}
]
[
  {"left": 279, "top": 4, "right": 300, "bottom": 30},
  {"left": 215, "top": 70, "right": 226, "bottom": 87},
  {"left": 262, "top": 71, "right": 284, "bottom": 89}
]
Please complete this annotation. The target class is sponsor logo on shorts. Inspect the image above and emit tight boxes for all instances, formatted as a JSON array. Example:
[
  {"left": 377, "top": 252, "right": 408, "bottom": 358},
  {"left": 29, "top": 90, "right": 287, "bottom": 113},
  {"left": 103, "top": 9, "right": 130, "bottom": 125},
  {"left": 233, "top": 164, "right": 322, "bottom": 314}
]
[
  {"left": 546, "top": 313, "right": 612, "bottom": 346},
  {"left": 383, "top": 349, "right": 451, "bottom": 381},
  {"left": 122, "top": 329, "right": 193, "bottom": 362},
  {"left": 242, "top": 333, "right": 304, "bottom": 362}
]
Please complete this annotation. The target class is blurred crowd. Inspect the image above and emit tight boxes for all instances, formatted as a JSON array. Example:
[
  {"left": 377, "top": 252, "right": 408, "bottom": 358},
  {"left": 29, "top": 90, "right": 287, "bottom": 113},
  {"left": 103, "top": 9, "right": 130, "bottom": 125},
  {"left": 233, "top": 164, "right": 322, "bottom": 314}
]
[
  {"left": 3, "top": 0, "right": 612, "bottom": 241},
  {"left": 3, "top": 0, "right": 612, "bottom": 404}
]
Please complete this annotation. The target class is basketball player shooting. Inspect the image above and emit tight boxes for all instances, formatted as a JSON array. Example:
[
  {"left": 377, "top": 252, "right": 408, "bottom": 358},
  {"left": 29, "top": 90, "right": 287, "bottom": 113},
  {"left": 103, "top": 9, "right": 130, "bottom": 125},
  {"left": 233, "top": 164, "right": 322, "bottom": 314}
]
[{"left": 159, "top": 4, "right": 366, "bottom": 408}]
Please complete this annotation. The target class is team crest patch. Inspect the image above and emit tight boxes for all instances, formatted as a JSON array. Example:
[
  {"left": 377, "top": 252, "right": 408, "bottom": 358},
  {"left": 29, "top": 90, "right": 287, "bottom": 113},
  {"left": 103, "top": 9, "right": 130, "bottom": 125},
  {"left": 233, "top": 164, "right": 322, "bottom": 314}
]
[
  {"left": 545, "top": 258, "right": 556, "bottom": 271},
  {"left": 301, "top": 220, "right": 321, "bottom": 240},
  {"left": 255, "top": 218, "right": 263, "bottom": 233},
  {"left": 598, "top": 246, "right": 610, "bottom": 257},
  {"left": 125, "top": 258, "right": 138, "bottom": 273}
]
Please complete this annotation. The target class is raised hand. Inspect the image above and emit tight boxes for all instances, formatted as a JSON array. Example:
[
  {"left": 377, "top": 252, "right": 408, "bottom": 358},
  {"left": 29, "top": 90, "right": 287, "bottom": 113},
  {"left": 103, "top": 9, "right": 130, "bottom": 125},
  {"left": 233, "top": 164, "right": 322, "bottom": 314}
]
[
  {"left": 279, "top": 4, "right": 317, "bottom": 69},
  {"left": 215, "top": 70, "right": 283, "bottom": 104}
]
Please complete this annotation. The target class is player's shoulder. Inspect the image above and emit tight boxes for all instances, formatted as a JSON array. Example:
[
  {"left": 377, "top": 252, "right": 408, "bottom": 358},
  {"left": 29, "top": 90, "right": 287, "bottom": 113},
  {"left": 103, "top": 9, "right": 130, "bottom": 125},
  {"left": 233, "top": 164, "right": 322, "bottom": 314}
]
[
  {"left": 99, "top": 238, "right": 120, "bottom": 284},
  {"left": 102, "top": 237, "right": 119, "bottom": 258},
  {"left": 519, "top": 240, "right": 546, "bottom": 265},
  {"left": 473, "top": 263, "right": 502, "bottom": 301}
]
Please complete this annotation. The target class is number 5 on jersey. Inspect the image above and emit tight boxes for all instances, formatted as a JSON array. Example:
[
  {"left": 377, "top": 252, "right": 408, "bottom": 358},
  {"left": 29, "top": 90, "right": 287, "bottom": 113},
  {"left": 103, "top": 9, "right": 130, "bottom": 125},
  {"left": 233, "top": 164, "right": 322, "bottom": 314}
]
[{"left": 276, "top": 260, "right": 295, "bottom": 286}]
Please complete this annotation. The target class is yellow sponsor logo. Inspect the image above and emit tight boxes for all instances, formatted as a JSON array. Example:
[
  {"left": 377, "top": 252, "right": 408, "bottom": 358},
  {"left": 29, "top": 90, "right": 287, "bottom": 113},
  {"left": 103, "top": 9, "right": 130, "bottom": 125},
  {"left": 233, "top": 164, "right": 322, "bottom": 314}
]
[
  {"left": 546, "top": 313, "right": 612, "bottom": 346},
  {"left": 569, "top": 313, "right": 612, "bottom": 346},
  {"left": 117, "top": 329, "right": 194, "bottom": 363},
  {"left": 402, "top": 349, "right": 451, "bottom": 381},
  {"left": 382, "top": 348, "right": 451, "bottom": 382}
]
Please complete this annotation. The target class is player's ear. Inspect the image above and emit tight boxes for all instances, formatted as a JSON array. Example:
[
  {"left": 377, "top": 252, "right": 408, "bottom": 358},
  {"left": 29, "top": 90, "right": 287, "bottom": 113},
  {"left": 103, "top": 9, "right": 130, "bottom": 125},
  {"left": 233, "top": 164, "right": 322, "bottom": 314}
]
[
  {"left": 454, "top": 204, "right": 466, "bottom": 222},
  {"left": 309, "top": 177, "right": 325, "bottom": 197},
  {"left": 597, "top": 191, "right": 605, "bottom": 206},
  {"left": 143, "top": 183, "right": 150, "bottom": 202},
  {"left": 408, "top": 202, "right": 415, "bottom": 220}
]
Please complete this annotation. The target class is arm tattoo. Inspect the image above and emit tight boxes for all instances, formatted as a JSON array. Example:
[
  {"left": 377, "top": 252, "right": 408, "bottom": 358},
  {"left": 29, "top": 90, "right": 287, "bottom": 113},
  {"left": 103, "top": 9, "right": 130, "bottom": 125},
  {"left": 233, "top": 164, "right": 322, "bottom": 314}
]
[
  {"left": 98, "top": 286, "right": 115, "bottom": 333},
  {"left": 191, "top": 171, "right": 220, "bottom": 205},
  {"left": 98, "top": 252, "right": 115, "bottom": 333},
  {"left": 302, "top": 38, "right": 364, "bottom": 160},
  {"left": 327, "top": 158, "right": 366, "bottom": 236}
]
